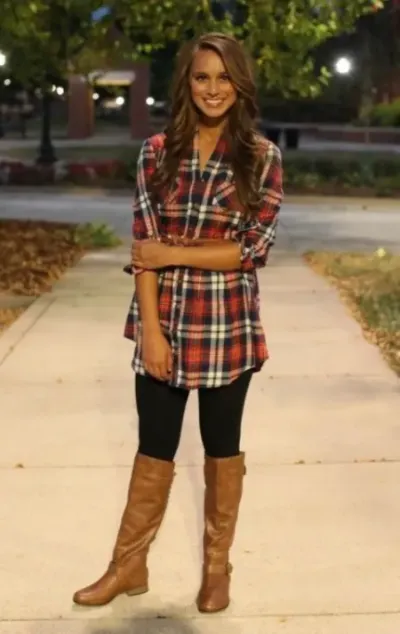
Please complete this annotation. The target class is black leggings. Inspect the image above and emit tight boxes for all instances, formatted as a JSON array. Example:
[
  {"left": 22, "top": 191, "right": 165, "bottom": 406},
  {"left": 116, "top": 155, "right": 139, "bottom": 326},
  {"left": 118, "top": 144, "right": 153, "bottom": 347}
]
[{"left": 135, "top": 370, "right": 253, "bottom": 461}]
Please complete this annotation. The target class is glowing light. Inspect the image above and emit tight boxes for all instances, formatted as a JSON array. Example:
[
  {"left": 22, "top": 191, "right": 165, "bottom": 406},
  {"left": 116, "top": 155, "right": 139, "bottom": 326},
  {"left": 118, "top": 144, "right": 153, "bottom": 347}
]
[{"left": 334, "top": 57, "right": 353, "bottom": 75}]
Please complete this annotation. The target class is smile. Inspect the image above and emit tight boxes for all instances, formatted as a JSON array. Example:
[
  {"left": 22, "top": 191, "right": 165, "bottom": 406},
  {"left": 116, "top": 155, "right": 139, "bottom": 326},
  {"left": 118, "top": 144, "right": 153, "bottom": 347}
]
[{"left": 204, "top": 99, "right": 225, "bottom": 107}]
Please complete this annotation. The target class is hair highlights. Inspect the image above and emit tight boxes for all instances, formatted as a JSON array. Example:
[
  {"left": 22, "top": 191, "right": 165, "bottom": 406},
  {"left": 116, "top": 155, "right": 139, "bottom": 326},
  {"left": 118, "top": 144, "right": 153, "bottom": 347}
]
[{"left": 152, "top": 32, "right": 264, "bottom": 218}]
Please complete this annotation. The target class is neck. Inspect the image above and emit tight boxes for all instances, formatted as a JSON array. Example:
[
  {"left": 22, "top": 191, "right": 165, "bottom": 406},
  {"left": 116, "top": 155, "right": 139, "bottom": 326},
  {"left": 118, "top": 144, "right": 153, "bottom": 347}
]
[{"left": 197, "top": 115, "right": 228, "bottom": 140}]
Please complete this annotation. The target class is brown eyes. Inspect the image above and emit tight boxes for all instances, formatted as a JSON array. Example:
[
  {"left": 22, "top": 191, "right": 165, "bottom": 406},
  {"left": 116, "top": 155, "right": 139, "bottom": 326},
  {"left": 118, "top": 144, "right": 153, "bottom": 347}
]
[{"left": 194, "top": 74, "right": 231, "bottom": 82}]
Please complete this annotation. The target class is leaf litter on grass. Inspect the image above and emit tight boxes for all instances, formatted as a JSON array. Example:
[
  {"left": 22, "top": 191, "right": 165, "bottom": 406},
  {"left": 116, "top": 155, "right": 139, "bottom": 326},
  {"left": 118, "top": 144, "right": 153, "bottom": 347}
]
[
  {"left": 304, "top": 250, "right": 400, "bottom": 376},
  {"left": 0, "top": 219, "right": 84, "bottom": 334}
]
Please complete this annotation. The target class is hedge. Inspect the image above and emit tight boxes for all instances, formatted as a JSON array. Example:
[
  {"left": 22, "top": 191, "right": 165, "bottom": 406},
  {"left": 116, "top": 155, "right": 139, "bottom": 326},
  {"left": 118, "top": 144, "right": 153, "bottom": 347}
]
[{"left": 1, "top": 154, "right": 400, "bottom": 197}]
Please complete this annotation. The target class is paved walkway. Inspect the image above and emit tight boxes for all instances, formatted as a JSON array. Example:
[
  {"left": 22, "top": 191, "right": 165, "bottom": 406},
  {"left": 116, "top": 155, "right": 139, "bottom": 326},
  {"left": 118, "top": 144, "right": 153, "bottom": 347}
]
[{"left": 0, "top": 234, "right": 399, "bottom": 633}]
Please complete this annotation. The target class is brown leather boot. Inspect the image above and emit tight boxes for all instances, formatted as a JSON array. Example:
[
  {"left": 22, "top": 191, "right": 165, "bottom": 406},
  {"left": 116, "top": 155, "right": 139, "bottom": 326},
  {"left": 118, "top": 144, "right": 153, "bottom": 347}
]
[
  {"left": 73, "top": 453, "right": 175, "bottom": 606},
  {"left": 196, "top": 452, "right": 246, "bottom": 613}
]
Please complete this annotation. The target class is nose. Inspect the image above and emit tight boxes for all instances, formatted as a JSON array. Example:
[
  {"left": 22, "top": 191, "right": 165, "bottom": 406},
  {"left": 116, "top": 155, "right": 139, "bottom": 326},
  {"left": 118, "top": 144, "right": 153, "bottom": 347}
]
[{"left": 207, "top": 79, "right": 219, "bottom": 95}]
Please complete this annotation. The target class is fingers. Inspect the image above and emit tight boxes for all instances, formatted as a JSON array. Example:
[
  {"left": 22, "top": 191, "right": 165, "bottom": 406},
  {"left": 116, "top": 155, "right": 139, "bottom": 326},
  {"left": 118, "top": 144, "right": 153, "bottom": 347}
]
[
  {"left": 152, "top": 360, "right": 173, "bottom": 383},
  {"left": 131, "top": 244, "right": 146, "bottom": 269},
  {"left": 132, "top": 257, "right": 143, "bottom": 268},
  {"left": 161, "top": 346, "right": 173, "bottom": 380},
  {"left": 145, "top": 356, "right": 171, "bottom": 382},
  {"left": 166, "top": 346, "right": 173, "bottom": 375},
  {"left": 165, "top": 234, "right": 195, "bottom": 247},
  {"left": 146, "top": 363, "right": 166, "bottom": 382}
]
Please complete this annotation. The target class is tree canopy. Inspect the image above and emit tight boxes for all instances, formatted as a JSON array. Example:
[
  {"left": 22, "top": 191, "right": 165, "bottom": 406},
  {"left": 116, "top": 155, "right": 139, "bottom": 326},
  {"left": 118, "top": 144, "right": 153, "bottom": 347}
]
[{"left": 0, "top": 0, "right": 385, "bottom": 96}]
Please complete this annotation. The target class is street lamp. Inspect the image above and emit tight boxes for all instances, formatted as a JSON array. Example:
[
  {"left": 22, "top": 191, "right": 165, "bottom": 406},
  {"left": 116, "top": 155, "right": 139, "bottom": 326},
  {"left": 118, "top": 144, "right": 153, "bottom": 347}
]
[
  {"left": 334, "top": 57, "right": 353, "bottom": 75},
  {"left": 0, "top": 52, "right": 7, "bottom": 138}
]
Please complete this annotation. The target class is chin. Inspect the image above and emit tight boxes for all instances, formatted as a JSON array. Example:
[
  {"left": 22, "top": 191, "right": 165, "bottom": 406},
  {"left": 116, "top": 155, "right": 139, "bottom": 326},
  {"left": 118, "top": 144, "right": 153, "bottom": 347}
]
[{"left": 200, "top": 106, "right": 231, "bottom": 120}]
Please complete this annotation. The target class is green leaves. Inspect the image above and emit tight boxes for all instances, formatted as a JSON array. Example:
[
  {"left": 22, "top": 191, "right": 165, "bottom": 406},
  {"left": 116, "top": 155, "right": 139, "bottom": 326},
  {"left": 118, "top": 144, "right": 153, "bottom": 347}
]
[
  {"left": 0, "top": 0, "right": 383, "bottom": 96},
  {"left": 241, "top": 0, "right": 384, "bottom": 97}
]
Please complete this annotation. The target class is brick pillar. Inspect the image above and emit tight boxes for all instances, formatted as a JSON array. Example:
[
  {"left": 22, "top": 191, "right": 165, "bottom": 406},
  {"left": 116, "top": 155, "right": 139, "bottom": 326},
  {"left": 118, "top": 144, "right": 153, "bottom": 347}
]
[
  {"left": 67, "top": 75, "right": 94, "bottom": 139},
  {"left": 130, "top": 62, "right": 150, "bottom": 140}
]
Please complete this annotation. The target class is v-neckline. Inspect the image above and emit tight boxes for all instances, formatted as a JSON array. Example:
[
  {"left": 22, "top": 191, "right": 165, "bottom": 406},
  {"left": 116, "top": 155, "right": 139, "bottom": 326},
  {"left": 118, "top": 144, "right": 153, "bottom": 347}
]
[{"left": 194, "top": 129, "right": 225, "bottom": 180}]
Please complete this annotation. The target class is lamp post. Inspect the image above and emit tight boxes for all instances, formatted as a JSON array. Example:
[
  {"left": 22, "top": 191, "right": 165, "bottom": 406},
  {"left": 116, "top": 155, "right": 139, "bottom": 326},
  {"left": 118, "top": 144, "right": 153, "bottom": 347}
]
[
  {"left": 37, "top": 85, "right": 57, "bottom": 164},
  {"left": 0, "top": 51, "right": 7, "bottom": 138}
]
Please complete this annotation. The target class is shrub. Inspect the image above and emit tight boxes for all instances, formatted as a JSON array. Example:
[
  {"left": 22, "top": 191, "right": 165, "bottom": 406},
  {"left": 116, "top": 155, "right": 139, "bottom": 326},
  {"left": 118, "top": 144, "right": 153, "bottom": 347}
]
[{"left": 369, "top": 99, "right": 400, "bottom": 127}]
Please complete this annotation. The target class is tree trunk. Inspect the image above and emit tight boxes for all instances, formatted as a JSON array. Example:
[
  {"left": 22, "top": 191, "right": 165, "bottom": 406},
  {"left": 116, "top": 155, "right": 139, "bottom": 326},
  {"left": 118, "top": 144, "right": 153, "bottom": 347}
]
[{"left": 37, "top": 90, "right": 57, "bottom": 164}]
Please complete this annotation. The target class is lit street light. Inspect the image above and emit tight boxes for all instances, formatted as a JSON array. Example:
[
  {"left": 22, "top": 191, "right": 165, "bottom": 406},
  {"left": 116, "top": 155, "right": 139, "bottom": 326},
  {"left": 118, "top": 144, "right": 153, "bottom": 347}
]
[
  {"left": 0, "top": 51, "right": 6, "bottom": 138},
  {"left": 334, "top": 57, "right": 353, "bottom": 75}
]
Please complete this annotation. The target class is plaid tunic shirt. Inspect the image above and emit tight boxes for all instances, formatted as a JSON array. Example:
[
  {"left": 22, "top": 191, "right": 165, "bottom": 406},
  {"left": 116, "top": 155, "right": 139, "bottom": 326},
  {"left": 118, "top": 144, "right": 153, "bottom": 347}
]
[{"left": 124, "top": 131, "right": 283, "bottom": 389}]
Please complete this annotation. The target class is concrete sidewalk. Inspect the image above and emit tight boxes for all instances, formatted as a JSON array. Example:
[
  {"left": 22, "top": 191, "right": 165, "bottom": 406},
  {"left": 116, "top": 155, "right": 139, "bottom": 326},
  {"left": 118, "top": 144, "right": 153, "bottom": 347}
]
[{"left": 0, "top": 244, "right": 399, "bottom": 634}]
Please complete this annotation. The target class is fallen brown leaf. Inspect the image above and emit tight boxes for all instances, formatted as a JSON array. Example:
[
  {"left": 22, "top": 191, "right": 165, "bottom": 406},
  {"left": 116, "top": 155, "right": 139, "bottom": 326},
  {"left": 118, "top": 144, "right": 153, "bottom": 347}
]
[{"left": 0, "top": 219, "right": 85, "bottom": 333}]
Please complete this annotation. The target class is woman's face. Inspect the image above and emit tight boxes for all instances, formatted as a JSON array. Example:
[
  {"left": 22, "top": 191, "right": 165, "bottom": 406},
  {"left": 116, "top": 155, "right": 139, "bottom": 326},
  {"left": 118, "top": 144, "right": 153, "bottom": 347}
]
[{"left": 190, "top": 48, "right": 237, "bottom": 122}]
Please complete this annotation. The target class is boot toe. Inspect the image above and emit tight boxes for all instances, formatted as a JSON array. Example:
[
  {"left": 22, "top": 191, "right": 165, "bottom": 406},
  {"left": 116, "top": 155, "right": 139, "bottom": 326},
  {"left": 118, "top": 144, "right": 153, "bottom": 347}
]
[
  {"left": 72, "top": 585, "right": 111, "bottom": 607},
  {"left": 197, "top": 595, "right": 230, "bottom": 613},
  {"left": 196, "top": 575, "right": 231, "bottom": 613}
]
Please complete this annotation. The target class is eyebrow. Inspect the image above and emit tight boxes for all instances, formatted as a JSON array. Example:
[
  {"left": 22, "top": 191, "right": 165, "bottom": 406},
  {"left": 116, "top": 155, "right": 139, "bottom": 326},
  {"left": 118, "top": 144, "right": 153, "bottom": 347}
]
[{"left": 192, "top": 70, "right": 229, "bottom": 75}]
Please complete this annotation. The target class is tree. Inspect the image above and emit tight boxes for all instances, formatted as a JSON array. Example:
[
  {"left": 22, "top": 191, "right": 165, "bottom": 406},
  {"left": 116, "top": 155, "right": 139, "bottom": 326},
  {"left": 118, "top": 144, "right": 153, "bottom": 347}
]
[
  {"left": 313, "top": 0, "right": 400, "bottom": 119},
  {"left": 0, "top": 1, "right": 120, "bottom": 163},
  {"left": 0, "top": 0, "right": 385, "bottom": 163},
  {"left": 116, "top": 0, "right": 385, "bottom": 97}
]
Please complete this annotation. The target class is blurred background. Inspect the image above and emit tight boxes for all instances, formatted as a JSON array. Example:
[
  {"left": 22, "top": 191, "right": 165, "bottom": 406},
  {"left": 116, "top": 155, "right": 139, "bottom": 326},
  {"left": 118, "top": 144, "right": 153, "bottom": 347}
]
[{"left": 0, "top": 0, "right": 398, "bottom": 150}]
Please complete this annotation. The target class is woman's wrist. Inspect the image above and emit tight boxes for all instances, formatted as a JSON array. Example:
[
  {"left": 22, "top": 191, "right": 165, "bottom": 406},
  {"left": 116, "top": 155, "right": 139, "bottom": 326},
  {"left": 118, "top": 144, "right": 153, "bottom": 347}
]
[
  {"left": 168, "top": 245, "right": 186, "bottom": 267},
  {"left": 142, "top": 322, "right": 163, "bottom": 336}
]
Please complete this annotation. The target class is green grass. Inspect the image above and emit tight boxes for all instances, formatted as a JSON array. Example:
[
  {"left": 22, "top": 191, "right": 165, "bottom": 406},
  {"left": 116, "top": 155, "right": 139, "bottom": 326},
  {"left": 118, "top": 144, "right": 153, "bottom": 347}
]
[
  {"left": 73, "top": 222, "right": 121, "bottom": 248},
  {"left": 304, "top": 250, "right": 400, "bottom": 376},
  {"left": 3, "top": 145, "right": 141, "bottom": 162}
]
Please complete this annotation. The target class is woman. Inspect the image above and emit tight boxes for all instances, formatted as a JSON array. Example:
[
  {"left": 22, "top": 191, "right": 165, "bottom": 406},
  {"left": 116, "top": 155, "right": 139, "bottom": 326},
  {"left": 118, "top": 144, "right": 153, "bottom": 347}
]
[{"left": 73, "top": 31, "right": 283, "bottom": 613}]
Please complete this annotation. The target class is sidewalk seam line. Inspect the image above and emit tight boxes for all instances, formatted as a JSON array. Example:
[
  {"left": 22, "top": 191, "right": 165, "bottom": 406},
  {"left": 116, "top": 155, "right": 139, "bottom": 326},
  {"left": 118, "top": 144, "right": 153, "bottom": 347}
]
[
  {"left": 1, "top": 609, "right": 400, "bottom": 622},
  {"left": 0, "top": 297, "right": 55, "bottom": 367}
]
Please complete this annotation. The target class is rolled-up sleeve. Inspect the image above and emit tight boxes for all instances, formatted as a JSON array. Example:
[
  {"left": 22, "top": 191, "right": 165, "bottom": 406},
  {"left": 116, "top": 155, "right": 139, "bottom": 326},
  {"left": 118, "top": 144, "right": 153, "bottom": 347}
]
[
  {"left": 132, "top": 139, "right": 160, "bottom": 275},
  {"left": 239, "top": 142, "right": 283, "bottom": 272}
]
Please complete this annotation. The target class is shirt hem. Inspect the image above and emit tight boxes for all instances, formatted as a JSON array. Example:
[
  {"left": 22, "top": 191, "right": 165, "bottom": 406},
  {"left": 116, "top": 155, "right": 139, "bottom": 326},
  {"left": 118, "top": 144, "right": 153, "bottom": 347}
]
[{"left": 131, "top": 359, "right": 267, "bottom": 390}]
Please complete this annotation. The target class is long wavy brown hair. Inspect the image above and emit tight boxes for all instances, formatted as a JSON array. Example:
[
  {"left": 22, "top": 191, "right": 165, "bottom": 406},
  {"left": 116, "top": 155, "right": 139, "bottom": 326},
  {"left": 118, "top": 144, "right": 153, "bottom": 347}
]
[{"left": 151, "top": 32, "right": 264, "bottom": 218}]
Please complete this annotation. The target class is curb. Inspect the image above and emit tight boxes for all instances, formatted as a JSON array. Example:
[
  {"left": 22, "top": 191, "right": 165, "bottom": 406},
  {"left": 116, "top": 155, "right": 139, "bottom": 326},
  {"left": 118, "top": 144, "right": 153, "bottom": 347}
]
[
  {"left": 0, "top": 295, "right": 54, "bottom": 367},
  {"left": 283, "top": 195, "right": 400, "bottom": 209},
  {"left": 1, "top": 187, "right": 399, "bottom": 208}
]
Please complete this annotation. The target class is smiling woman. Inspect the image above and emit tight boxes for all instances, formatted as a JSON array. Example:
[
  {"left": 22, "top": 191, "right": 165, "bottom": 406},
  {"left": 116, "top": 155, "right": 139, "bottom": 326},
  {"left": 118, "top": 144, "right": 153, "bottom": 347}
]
[
  {"left": 190, "top": 49, "right": 238, "bottom": 130},
  {"left": 152, "top": 32, "right": 263, "bottom": 216},
  {"left": 74, "top": 32, "right": 283, "bottom": 616}
]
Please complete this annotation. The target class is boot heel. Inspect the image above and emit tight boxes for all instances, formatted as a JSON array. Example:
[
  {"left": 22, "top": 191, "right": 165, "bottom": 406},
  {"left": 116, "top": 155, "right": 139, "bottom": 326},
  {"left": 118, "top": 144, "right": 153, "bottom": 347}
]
[{"left": 126, "top": 585, "right": 148, "bottom": 596}]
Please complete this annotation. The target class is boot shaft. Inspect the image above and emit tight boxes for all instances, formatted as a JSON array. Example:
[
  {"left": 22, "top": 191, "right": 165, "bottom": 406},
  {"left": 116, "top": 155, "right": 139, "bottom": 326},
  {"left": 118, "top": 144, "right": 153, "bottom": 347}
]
[
  {"left": 113, "top": 453, "right": 175, "bottom": 563},
  {"left": 203, "top": 453, "right": 246, "bottom": 566}
]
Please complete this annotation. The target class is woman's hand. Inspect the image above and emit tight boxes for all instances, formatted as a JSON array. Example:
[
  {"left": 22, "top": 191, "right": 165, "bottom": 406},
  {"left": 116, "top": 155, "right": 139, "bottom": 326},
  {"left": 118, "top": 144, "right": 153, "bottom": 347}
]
[
  {"left": 142, "top": 329, "right": 173, "bottom": 381},
  {"left": 164, "top": 234, "right": 196, "bottom": 247},
  {"left": 164, "top": 235, "right": 229, "bottom": 247},
  {"left": 132, "top": 239, "right": 174, "bottom": 270}
]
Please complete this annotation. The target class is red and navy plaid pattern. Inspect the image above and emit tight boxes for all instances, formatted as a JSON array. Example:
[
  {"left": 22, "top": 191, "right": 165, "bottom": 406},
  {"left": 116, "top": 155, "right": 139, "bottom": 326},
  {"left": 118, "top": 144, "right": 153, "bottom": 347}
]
[{"left": 124, "top": 132, "right": 283, "bottom": 389}]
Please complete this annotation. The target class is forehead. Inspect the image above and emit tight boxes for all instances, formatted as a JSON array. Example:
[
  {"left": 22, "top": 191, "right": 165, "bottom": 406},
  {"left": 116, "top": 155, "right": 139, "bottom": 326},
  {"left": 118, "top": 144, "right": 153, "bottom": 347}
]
[{"left": 191, "top": 48, "right": 227, "bottom": 74}]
